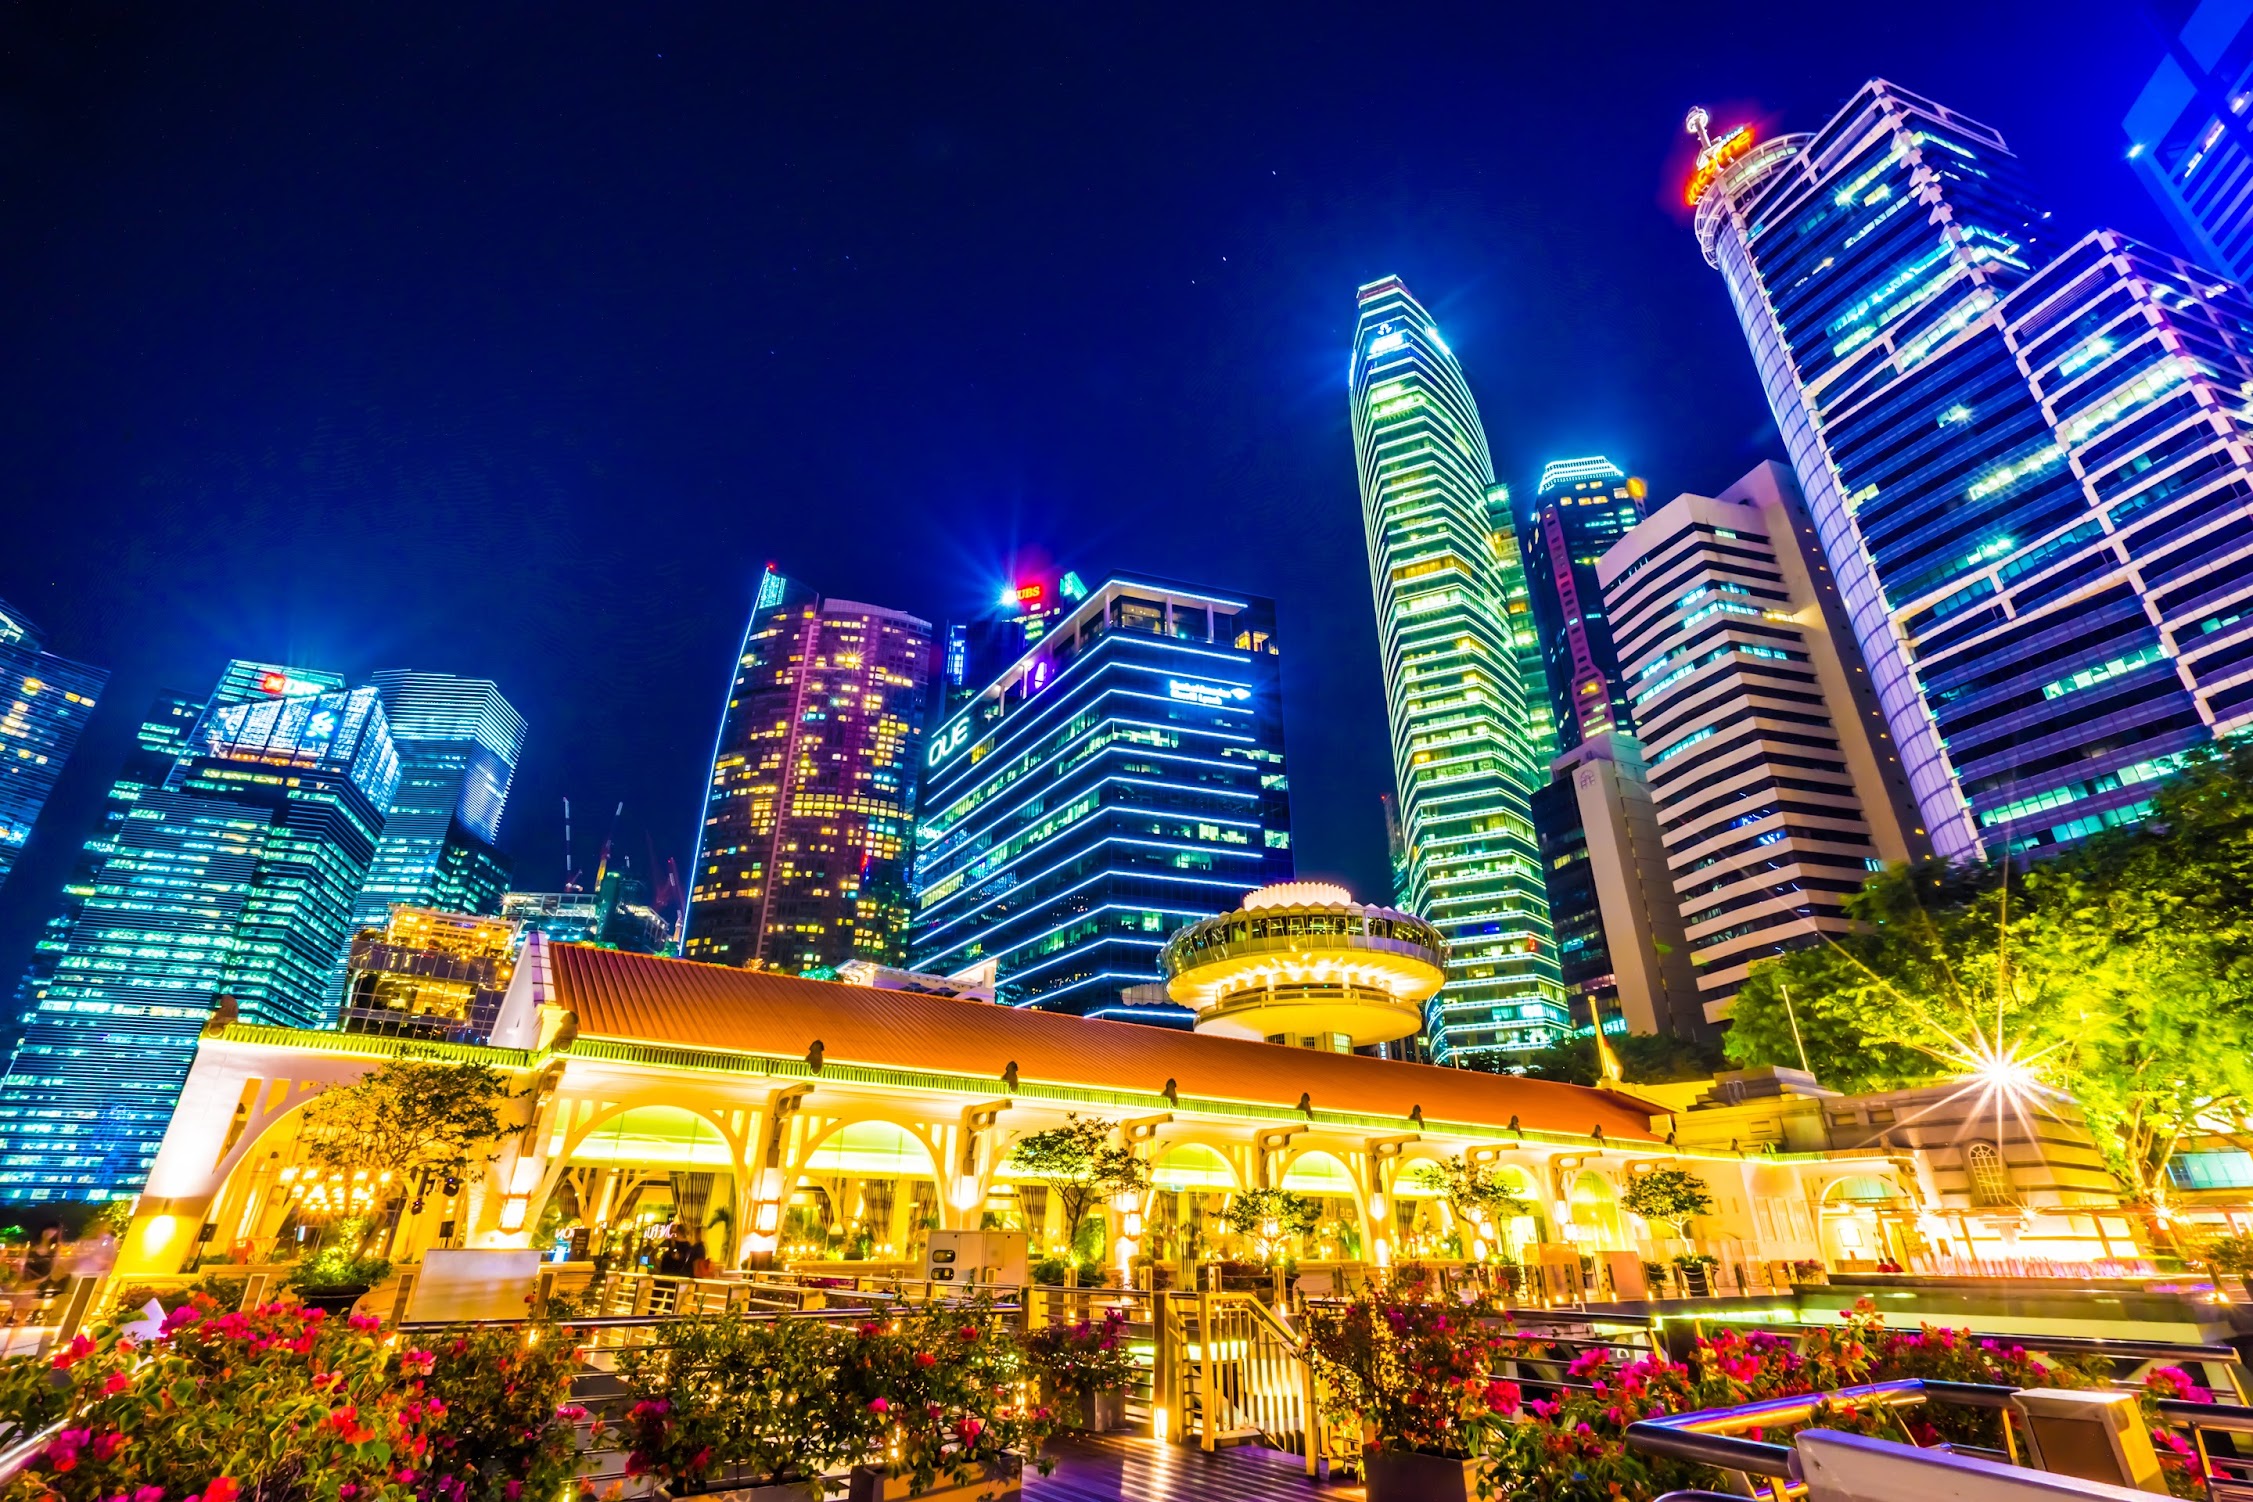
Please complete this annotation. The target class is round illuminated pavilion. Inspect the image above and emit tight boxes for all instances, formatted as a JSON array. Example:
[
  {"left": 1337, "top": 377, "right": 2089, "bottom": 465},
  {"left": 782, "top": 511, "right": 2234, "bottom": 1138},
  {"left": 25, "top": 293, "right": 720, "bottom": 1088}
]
[{"left": 1157, "top": 881, "right": 1447, "bottom": 1051}]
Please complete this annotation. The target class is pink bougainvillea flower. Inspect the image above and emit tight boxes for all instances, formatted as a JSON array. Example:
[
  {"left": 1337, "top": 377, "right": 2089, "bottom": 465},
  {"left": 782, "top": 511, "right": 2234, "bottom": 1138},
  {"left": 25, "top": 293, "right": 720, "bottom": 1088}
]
[
  {"left": 204, "top": 1479, "right": 240, "bottom": 1502},
  {"left": 869, "top": 1398, "right": 890, "bottom": 1413}
]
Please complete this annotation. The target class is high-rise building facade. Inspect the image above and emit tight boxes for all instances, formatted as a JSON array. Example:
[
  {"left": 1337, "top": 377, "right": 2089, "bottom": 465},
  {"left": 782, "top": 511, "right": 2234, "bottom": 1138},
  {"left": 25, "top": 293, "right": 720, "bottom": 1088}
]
[
  {"left": 348, "top": 671, "right": 524, "bottom": 934},
  {"left": 1692, "top": 81, "right": 2253, "bottom": 857},
  {"left": 2125, "top": 0, "right": 2253, "bottom": 284},
  {"left": 342, "top": 906, "right": 520, "bottom": 1043},
  {"left": 1598, "top": 463, "right": 1923, "bottom": 1019},
  {"left": 1531, "top": 735, "right": 1703, "bottom": 1039},
  {"left": 0, "top": 600, "right": 109, "bottom": 894},
  {"left": 683, "top": 569, "right": 932, "bottom": 974},
  {"left": 11, "top": 692, "right": 202, "bottom": 1026},
  {"left": 1521, "top": 458, "right": 1649, "bottom": 754},
  {"left": 1349, "top": 276, "right": 1565, "bottom": 1064},
  {"left": 910, "top": 576, "right": 1293, "bottom": 1022},
  {"left": 0, "top": 680, "right": 397, "bottom": 1200}
]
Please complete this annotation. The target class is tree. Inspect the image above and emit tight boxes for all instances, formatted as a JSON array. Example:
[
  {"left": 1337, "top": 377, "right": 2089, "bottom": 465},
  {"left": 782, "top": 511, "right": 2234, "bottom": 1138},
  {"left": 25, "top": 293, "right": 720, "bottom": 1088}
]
[
  {"left": 1408, "top": 1155, "right": 1531, "bottom": 1238},
  {"left": 1221, "top": 1188, "right": 1319, "bottom": 1263},
  {"left": 1005, "top": 1115, "right": 1150, "bottom": 1258},
  {"left": 1722, "top": 746, "right": 2253, "bottom": 1226},
  {"left": 298, "top": 1056, "right": 516, "bottom": 1251},
  {"left": 1621, "top": 1167, "right": 1714, "bottom": 1245},
  {"left": 1506, "top": 1032, "right": 1726, "bottom": 1088}
]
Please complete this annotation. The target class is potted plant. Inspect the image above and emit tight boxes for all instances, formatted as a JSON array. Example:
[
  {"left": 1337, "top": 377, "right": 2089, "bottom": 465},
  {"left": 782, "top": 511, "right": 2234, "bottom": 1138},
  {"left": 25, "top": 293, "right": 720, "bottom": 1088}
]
[
  {"left": 288, "top": 1243, "right": 393, "bottom": 1314},
  {"left": 1672, "top": 1253, "right": 1717, "bottom": 1298},
  {"left": 1303, "top": 1284, "right": 1538, "bottom": 1502},
  {"left": 1021, "top": 1308, "right": 1136, "bottom": 1433},
  {"left": 615, "top": 1313, "right": 844, "bottom": 1499},
  {"left": 832, "top": 1300, "right": 1054, "bottom": 1502},
  {"left": 2197, "top": 1231, "right": 2253, "bottom": 1300}
]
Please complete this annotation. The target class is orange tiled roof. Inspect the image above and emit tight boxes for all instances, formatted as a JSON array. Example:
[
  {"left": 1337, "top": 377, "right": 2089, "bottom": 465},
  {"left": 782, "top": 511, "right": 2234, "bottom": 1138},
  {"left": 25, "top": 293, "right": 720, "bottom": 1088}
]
[{"left": 546, "top": 944, "right": 1660, "bottom": 1142}]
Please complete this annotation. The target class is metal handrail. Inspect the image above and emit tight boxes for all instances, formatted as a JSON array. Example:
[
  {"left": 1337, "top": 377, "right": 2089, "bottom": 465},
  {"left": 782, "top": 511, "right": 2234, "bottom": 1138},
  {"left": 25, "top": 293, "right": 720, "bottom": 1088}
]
[
  {"left": 1624, "top": 1377, "right": 2021, "bottom": 1481},
  {"left": 0, "top": 1422, "right": 64, "bottom": 1489}
]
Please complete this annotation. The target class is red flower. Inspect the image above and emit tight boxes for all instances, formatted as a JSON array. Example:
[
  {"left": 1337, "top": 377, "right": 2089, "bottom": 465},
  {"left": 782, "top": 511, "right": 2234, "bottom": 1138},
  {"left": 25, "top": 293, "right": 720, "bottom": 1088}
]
[
  {"left": 914, "top": 1351, "right": 936, "bottom": 1368},
  {"left": 101, "top": 1371, "right": 130, "bottom": 1397},
  {"left": 205, "top": 1478, "right": 241, "bottom": 1502},
  {"left": 50, "top": 1335, "right": 95, "bottom": 1371},
  {"left": 869, "top": 1398, "right": 890, "bottom": 1413}
]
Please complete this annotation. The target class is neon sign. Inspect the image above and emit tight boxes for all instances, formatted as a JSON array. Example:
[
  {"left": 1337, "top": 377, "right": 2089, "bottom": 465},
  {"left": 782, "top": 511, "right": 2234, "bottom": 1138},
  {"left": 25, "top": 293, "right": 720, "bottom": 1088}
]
[
  {"left": 1167, "top": 679, "right": 1250, "bottom": 708},
  {"left": 926, "top": 719, "right": 971, "bottom": 767},
  {"left": 1685, "top": 124, "right": 1754, "bottom": 206}
]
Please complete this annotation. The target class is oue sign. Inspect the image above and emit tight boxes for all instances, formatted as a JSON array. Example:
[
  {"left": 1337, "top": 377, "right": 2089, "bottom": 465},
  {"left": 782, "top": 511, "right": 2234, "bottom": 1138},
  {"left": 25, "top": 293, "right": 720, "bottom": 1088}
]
[{"left": 927, "top": 719, "right": 971, "bottom": 767}]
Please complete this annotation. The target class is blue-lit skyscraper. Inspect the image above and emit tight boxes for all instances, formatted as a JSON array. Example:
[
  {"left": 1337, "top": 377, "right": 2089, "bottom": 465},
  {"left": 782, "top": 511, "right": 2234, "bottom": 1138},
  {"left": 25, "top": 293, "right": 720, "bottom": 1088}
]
[
  {"left": 1520, "top": 457, "right": 1648, "bottom": 754},
  {"left": 1691, "top": 81, "right": 2253, "bottom": 857},
  {"left": 0, "top": 599, "right": 109, "bottom": 894},
  {"left": 909, "top": 576, "right": 1292, "bottom": 1022},
  {"left": 0, "top": 679, "right": 397, "bottom": 1201},
  {"left": 349, "top": 671, "right": 524, "bottom": 933},
  {"left": 1349, "top": 277, "right": 1566, "bottom": 1064},
  {"left": 2125, "top": 0, "right": 2253, "bottom": 285},
  {"left": 10, "top": 692, "right": 203, "bottom": 1027}
]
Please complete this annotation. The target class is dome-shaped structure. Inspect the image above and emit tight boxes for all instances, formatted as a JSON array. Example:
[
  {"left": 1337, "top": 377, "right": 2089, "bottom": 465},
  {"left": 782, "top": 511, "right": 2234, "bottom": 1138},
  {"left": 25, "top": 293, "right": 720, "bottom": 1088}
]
[{"left": 1158, "top": 882, "right": 1446, "bottom": 1050}]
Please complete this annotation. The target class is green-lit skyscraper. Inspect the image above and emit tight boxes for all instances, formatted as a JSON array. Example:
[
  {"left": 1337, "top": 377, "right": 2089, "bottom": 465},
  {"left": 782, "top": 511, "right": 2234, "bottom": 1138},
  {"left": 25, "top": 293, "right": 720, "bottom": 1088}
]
[{"left": 1349, "top": 276, "right": 1566, "bottom": 1064}]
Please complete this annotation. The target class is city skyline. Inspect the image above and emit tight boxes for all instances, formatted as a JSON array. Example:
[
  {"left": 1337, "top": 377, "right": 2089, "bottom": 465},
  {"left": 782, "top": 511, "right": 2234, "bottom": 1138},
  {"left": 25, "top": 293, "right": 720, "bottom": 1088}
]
[{"left": 0, "top": 10, "right": 2175, "bottom": 999}]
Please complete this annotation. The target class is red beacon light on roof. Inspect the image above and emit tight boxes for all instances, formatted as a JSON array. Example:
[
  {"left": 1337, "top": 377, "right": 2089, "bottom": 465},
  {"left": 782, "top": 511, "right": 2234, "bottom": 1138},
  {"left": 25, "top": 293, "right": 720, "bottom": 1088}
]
[{"left": 1684, "top": 106, "right": 1755, "bottom": 207}]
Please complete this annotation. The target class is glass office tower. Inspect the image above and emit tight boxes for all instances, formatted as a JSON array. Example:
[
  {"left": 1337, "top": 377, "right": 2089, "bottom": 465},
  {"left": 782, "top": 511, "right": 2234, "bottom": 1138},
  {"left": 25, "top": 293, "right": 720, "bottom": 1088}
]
[
  {"left": 349, "top": 671, "right": 525, "bottom": 934},
  {"left": 1521, "top": 457, "right": 1649, "bottom": 753},
  {"left": 10, "top": 693, "right": 202, "bottom": 1027},
  {"left": 1692, "top": 80, "right": 2253, "bottom": 857},
  {"left": 0, "top": 599, "right": 109, "bottom": 894},
  {"left": 2125, "top": 0, "right": 2253, "bottom": 284},
  {"left": 1349, "top": 277, "right": 1565, "bottom": 1064},
  {"left": 683, "top": 570, "right": 933, "bottom": 973},
  {"left": 910, "top": 576, "right": 1293, "bottom": 1022},
  {"left": 0, "top": 682, "right": 397, "bottom": 1201}
]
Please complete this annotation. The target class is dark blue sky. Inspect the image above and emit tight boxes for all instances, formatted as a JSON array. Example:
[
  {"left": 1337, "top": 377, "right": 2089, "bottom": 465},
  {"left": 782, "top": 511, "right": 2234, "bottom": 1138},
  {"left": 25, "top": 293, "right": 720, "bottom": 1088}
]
[{"left": 0, "top": 2, "right": 2178, "bottom": 975}]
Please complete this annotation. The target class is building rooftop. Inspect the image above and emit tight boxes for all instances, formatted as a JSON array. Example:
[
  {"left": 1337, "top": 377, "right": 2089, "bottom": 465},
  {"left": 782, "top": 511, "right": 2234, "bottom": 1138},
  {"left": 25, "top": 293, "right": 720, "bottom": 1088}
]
[{"left": 539, "top": 943, "right": 1662, "bottom": 1142}]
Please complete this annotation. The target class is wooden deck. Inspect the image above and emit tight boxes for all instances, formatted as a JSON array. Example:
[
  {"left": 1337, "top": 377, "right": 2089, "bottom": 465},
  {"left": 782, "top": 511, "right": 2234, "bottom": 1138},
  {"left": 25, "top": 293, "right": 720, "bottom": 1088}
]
[{"left": 1029, "top": 1435, "right": 1364, "bottom": 1502}]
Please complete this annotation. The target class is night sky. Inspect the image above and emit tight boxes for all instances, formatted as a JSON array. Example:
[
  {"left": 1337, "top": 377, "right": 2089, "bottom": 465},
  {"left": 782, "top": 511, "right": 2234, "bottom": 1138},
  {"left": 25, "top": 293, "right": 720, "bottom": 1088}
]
[{"left": 0, "top": 2, "right": 2178, "bottom": 981}]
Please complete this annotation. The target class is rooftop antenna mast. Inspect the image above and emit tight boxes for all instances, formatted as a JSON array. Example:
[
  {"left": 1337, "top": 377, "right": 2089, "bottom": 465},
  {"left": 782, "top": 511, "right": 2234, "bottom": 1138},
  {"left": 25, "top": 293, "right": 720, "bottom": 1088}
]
[
  {"left": 562, "top": 797, "right": 576, "bottom": 892},
  {"left": 1685, "top": 105, "right": 1714, "bottom": 151}
]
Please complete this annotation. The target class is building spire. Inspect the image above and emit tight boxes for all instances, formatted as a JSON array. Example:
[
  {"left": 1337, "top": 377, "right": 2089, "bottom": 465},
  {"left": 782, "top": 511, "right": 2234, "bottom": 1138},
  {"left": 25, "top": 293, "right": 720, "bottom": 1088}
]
[{"left": 1685, "top": 105, "right": 1713, "bottom": 152}]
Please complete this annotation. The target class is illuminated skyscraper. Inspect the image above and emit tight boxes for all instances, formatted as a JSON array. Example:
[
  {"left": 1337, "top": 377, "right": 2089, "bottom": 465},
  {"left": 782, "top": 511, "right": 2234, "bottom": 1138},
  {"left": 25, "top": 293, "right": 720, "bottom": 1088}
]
[
  {"left": 683, "top": 569, "right": 932, "bottom": 973},
  {"left": 1349, "top": 277, "right": 1566, "bottom": 1064},
  {"left": 1691, "top": 81, "right": 2253, "bottom": 858},
  {"left": 1521, "top": 457, "right": 1648, "bottom": 754},
  {"left": 348, "top": 671, "right": 524, "bottom": 934},
  {"left": 1599, "top": 463, "right": 1922, "bottom": 1020},
  {"left": 2125, "top": 1, "right": 2253, "bottom": 284},
  {"left": 10, "top": 692, "right": 202, "bottom": 1026},
  {"left": 0, "top": 678, "right": 397, "bottom": 1200},
  {"left": 0, "top": 599, "right": 108, "bottom": 895},
  {"left": 910, "top": 576, "right": 1292, "bottom": 1021}
]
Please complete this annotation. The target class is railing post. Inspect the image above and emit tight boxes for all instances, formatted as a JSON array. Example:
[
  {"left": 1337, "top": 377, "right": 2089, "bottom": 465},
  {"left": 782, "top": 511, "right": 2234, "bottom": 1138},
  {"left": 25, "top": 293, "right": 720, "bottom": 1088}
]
[{"left": 1198, "top": 1285, "right": 1215, "bottom": 1452}]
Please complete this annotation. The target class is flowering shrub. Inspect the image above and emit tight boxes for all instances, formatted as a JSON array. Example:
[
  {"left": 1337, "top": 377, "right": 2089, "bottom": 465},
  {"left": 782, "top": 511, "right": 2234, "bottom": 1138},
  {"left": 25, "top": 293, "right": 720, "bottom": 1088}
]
[
  {"left": 616, "top": 1315, "right": 842, "bottom": 1494},
  {"left": 1020, "top": 1309, "right": 1137, "bottom": 1404},
  {"left": 421, "top": 1321, "right": 587, "bottom": 1502},
  {"left": 1474, "top": 1299, "right": 2213, "bottom": 1502},
  {"left": 1303, "top": 1278, "right": 1540, "bottom": 1459},
  {"left": 829, "top": 1301, "right": 1056, "bottom": 1497},
  {"left": 0, "top": 1293, "right": 584, "bottom": 1502}
]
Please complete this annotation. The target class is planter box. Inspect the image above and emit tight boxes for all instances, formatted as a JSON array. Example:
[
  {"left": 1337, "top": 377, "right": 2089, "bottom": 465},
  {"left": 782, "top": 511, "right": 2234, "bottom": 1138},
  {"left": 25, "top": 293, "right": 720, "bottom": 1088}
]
[
  {"left": 1073, "top": 1388, "right": 1126, "bottom": 1434},
  {"left": 296, "top": 1285, "right": 370, "bottom": 1316},
  {"left": 846, "top": 1456, "right": 1020, "bottom": 1502},
  {"left": 1363, "top": 1449, "right": 1482, "bottom": 1502}
]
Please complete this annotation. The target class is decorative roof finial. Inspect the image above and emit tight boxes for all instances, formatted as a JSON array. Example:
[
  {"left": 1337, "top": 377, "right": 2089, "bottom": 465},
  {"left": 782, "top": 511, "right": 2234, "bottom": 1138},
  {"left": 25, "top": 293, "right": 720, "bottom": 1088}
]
[{"left": 1685, "top": 105, "right": 1713, "bottom": 151}]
